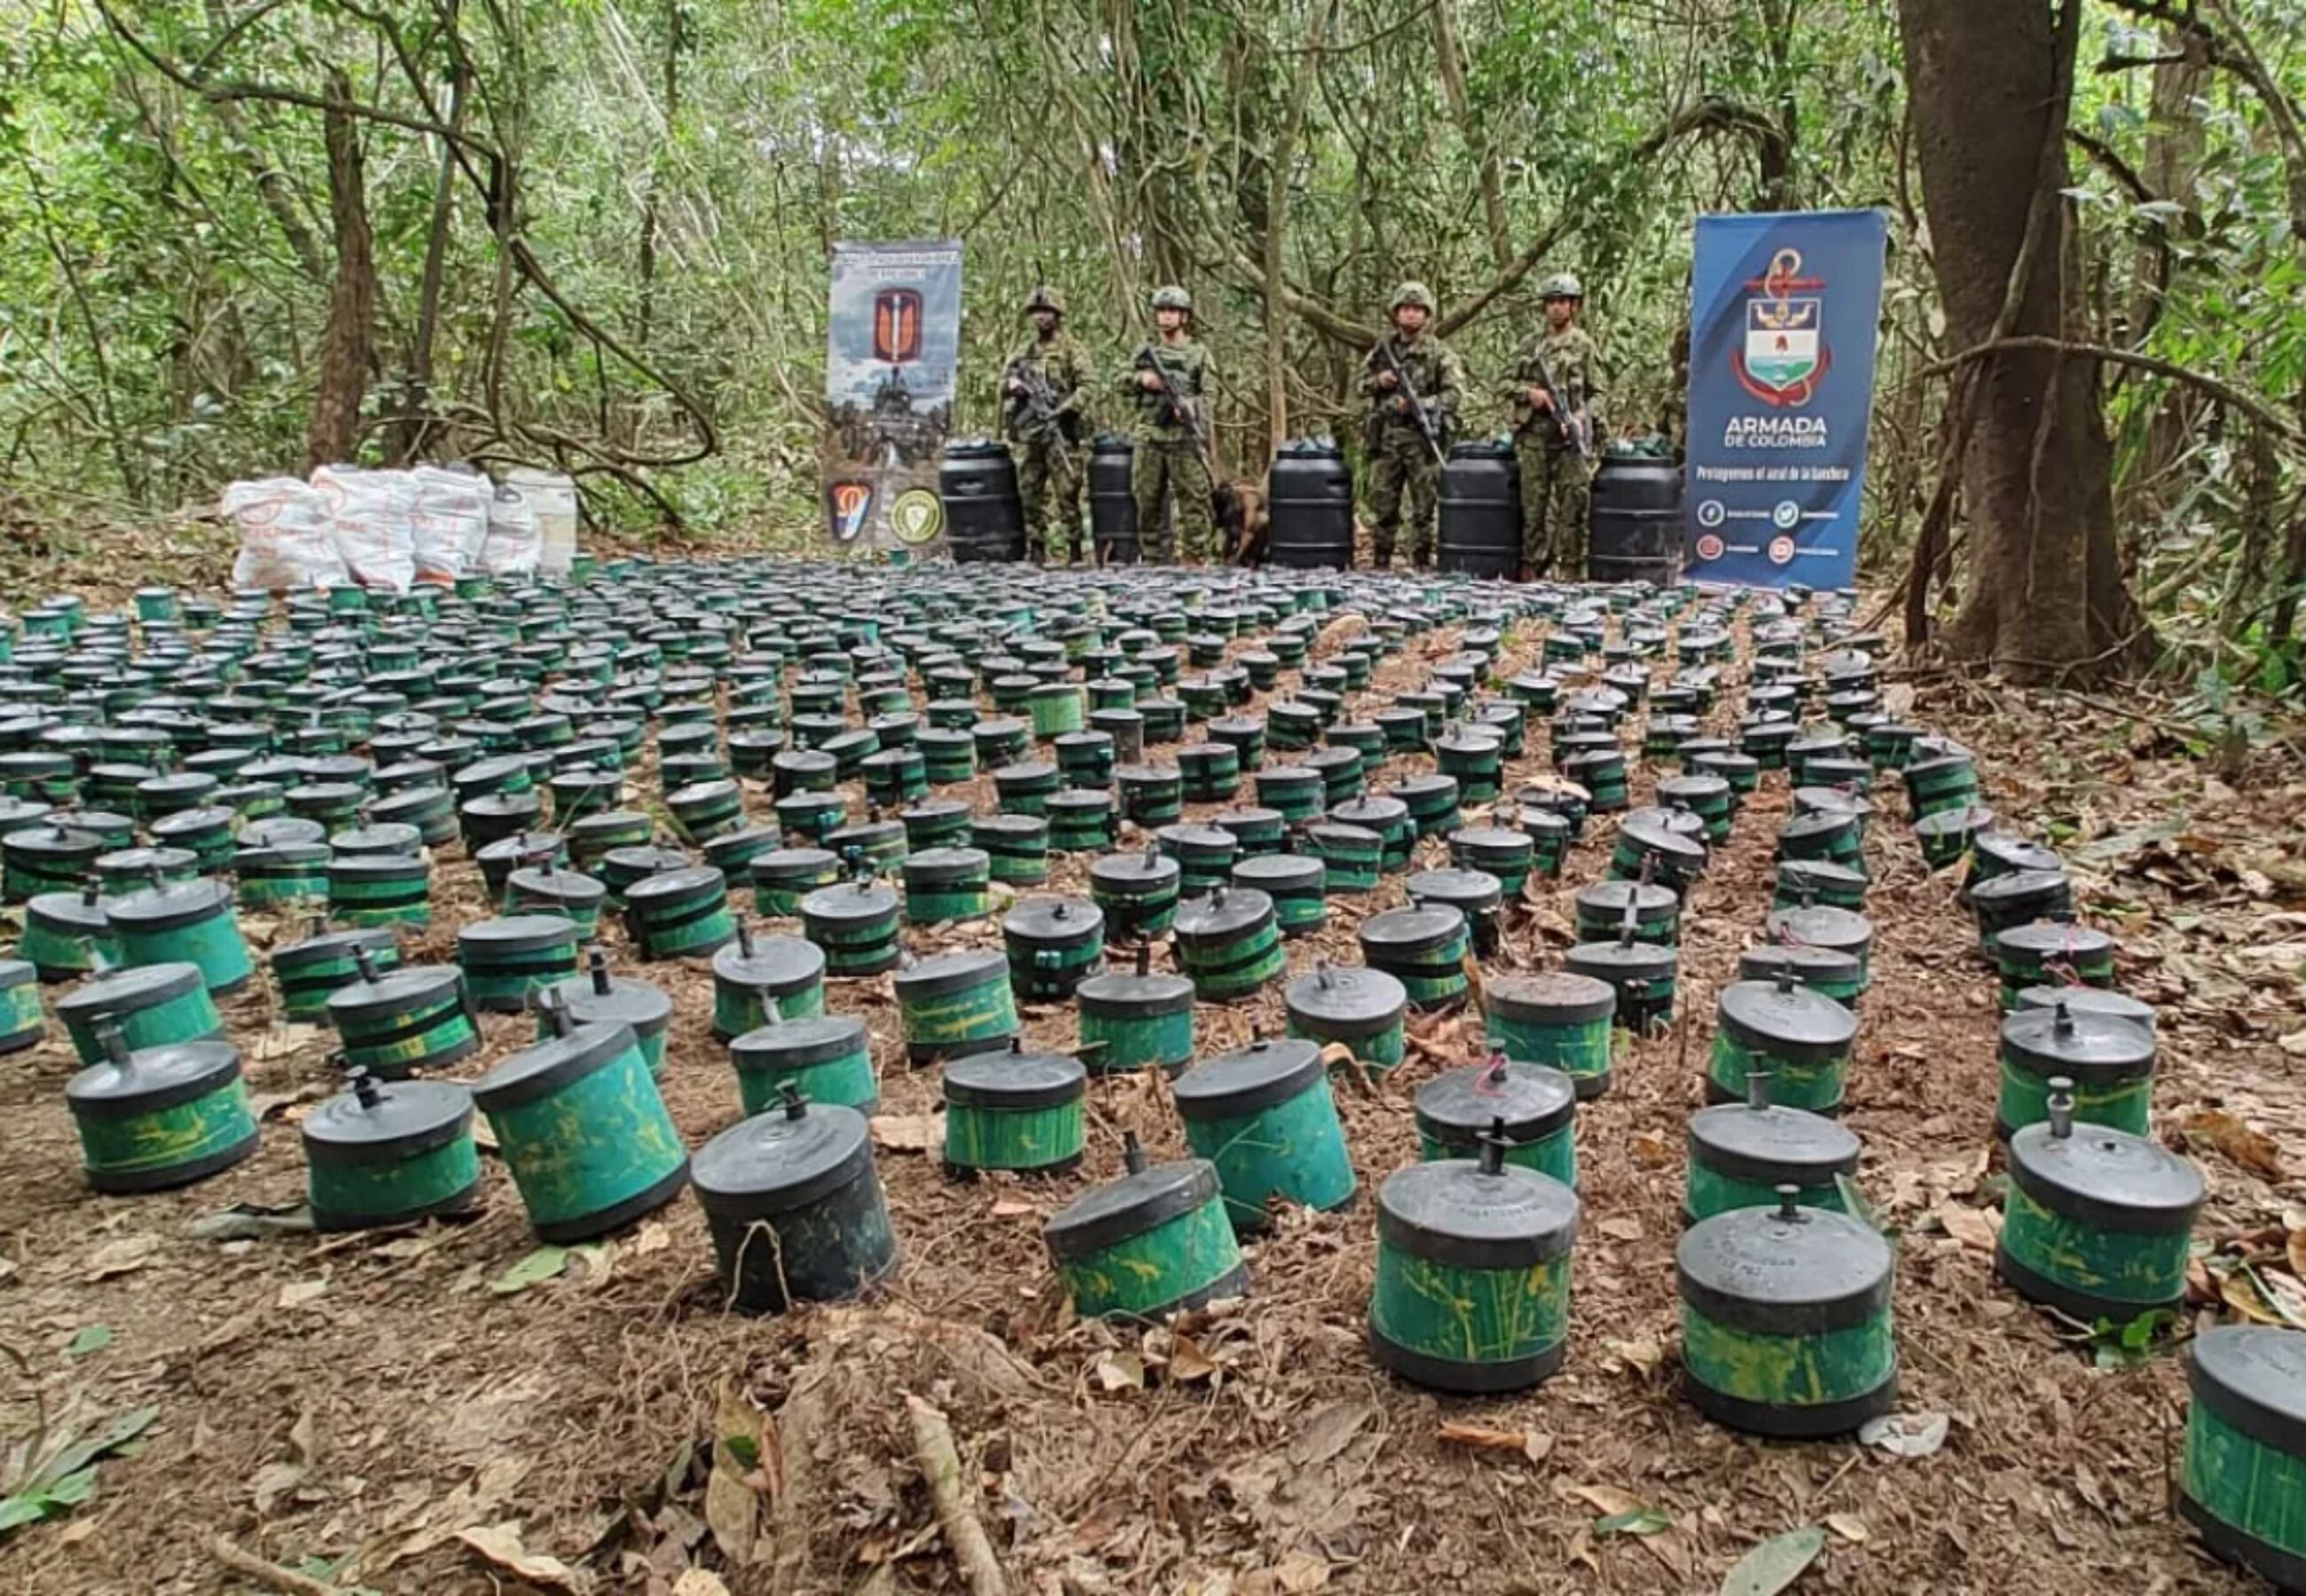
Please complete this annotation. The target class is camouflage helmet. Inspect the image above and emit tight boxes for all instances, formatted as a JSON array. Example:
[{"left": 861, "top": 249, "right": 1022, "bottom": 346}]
[
  {"left": 1539, "top": 271, "right": 1585, "bottom": 301},
  {"left": 1388, "top": 281, "right": 1437, "bottom": 315},
  {"left": 1024, "top": 284, "right": 1066, "bottom": 317},
  {"left": 1150, "top": 285, "right": 1194, "bottom": 313}
]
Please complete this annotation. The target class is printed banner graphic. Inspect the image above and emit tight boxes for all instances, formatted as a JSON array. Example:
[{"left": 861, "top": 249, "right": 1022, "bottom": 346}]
[
  {"left": 823, "top": 240, "right": 962, "bottom": 552},
  {"left": 1682, "top": 210, "right": 1886, "bottom": 589}
]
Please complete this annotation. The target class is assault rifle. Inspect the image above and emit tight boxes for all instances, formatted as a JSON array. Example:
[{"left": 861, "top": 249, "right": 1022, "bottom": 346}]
[
  {"left": 1529, "top": 346, "right": 1595, "bottom": 461},
  {"left": 1132, "top": 344, "right": 1211, "bottom": 471},
  {"left": 1004, "top": 357, "right": 1081, "bottom": 446},
  {"left": 1369, "top": 339, "right": 1447, "bottom": 466}
]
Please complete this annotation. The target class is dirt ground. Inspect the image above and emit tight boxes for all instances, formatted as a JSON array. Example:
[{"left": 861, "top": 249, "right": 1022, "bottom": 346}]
[{"left": 3, "top": 564, "right": 2304, "bottom": 1596}]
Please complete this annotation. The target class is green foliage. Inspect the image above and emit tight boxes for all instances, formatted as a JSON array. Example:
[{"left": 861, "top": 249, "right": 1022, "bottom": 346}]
[{"left": 0, "top": 1404, "right": 159, "bottom": 1535}]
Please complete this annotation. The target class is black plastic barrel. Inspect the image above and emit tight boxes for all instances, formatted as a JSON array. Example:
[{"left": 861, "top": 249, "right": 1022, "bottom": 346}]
[
  {"left": 1588, "top": 453, "right": 1682, "bottom": 585},
  {"left": 1089, "top": 434, "right": 1139, "bottom": 565},
  {"left": 940, "top": 439, "right": 1026, "bottom": 564},
  {"left": 1438, "top": 442, "right": 1520, "bottom": 580},
  {"left": 1267, "top": 439, "right": 1355, "bottom": 569}
]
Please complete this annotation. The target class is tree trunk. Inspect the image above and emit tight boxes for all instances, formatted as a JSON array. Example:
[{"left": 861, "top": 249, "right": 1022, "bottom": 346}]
[
  {"left": 305, "top": 73, "right": 376, "bottom": 472},
  {"left": 1897, "top": 0, "right": 2149, "bottom": 681}
]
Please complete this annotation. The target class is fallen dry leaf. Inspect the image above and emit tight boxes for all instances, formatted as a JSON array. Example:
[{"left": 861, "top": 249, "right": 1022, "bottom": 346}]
[
  {"left": 632, "top": 1223, "right": 671, "bottom": 1256},
  {"left": 277, "top": 1279, "right": 328, "bottom": 1309},
  {"left": 458, "top": 1523, "right": 592, "bottom": 1592},
  {"left": 1094, "top": 1351, "right": 1146, "bottom": 1392},
  {"left": 1167, "top": 1331, "right": 1219, "bottom": 1383},
  {"left": 2289, "top": 1229, "right": 2306, "bottom": 1283},
  {"left": 2277, "top": 1029, "right": 2306, "bottom": 1060},
  {"left": 1438, "top": 1420, "right": 1533, "bottom": 1453},
  {"left": 1631, "top": 1130, "right": 1674, "bottom": 1168},
  {"left": 1936, "top": 1201, "right": 2000, "bottom": 1252},
  {"left": 1290, "top": 1400, "right": 1376, "bottom": 1468},
  {"left": 85, "top": 1234, "right": 161, "bottom": 1280},
  {"left": 671, "top": 1572, "right": 730, "bottom": 1596},
  {"left": 1571, "top": 1483, "right": 1647, "bottom": 1518},
  {"left": 1274, "top": 1549, "right": 1330, "bottom": 1592},
  {"left": 1825, "top": 1513, "right": 1869, "bottom": 1544},
  {"left": 991, "top": 1199, "right": 1033, "bottom": 1218},
  {"left": 705, "top": 1380, "right": 769, "bottom": 1564},
  {"left": 1605, "top": 1335, "right": 1663, "bottom": 1375},
  {"left": 869, "top": 1113, "right": 943, "bottom": 1154},
  {"left": 1597, "top": 1216, "right": 1645, "bottom": 1243},
  {"left": 2180, "top": 1110, "right": 2288, "bottom": 1182}
]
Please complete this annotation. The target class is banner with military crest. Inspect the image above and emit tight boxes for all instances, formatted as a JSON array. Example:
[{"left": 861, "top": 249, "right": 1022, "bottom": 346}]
[
  {"left": 822, "top": 239, "right": 962, "bottom": 554},
  {"left": 1682, "top": 210, "right": 1886, "bottom": 589}
]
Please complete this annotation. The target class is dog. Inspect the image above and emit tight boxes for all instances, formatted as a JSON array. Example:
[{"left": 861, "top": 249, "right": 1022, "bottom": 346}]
[{"left": 1215, "top": 480, "right": 1270, "bottom": 567}]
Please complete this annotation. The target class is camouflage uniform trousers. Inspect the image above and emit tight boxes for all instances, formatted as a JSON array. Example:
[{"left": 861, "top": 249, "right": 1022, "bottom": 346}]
[
  {"left": 1016, "top": 434, "right": 1084, "bottom": 563},
  {"left": 1133, "top": 438, "right": 1215, "bottom": 563},
  {"left": 1518, "top": 442, "right": 1591, "bottom": 577},
  {"left": 1364, "top": 426, "right": 1440, "bottom": 568}
]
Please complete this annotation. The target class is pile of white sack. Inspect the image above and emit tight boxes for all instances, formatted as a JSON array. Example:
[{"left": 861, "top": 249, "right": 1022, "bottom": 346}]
[{"left": 222, "top": 463, "right": 557, "bottom": 593}]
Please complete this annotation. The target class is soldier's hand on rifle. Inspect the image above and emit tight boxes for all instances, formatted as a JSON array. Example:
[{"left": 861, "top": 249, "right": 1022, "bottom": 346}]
[
  {"left": 1006, "top": 375, "right": 1028, "bottom": 396},
  {"left": 1392, "top": 395, "right": 1411, "bottom": 417},
  {"left": 1375, "top": 370, "right": 1399, "bottom": 392},
  {"left": 1529, "top": 387, "right": 1554, "bottom": 412},
  {"left": 1139, "top": 370, "right": 1165, "bottom": 393}
]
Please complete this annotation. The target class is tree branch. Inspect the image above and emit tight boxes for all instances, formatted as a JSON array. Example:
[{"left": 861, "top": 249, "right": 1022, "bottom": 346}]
[{"left": 1915, "top": 334, "right": 2302, "bottom": 442}]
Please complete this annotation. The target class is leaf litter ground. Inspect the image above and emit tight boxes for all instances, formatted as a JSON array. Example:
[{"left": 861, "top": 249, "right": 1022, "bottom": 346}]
[{"left": 2, "top": 567, "right": 2303, "bottom": 1593}]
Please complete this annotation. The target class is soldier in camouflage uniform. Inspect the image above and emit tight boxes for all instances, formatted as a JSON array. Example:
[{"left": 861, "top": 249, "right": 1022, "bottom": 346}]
[
  {"left": 1502, "top": 272, "right": 1606, "bottom": 579},
  {"left": 1123, "top": 285, "right": 1216, "bottom": 564},
  {"left": 1004, "top": 285, "right": 1094, "bottom": 563},
  {"left": 1361, "top": 281, "right": 1463, "bottom": 570}
]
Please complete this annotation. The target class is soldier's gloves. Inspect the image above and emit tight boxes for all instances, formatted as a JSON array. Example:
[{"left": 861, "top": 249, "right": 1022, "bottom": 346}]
[{"left": 1376, "top": 371, "right": 1399, "bottom": 391}]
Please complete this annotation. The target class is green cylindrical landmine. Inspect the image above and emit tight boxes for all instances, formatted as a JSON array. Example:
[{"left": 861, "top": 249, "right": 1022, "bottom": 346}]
[
  {"left": 1178, "top": 743, "right": 1241, "bottom": 804},
  {"left": 1609, "top": 810, "right": 1709, "bottom": 894},
  {"left": 1969, "top": 828, "right": 2065, "bottom": 893},
  {"left": 1433, "top": 728, "right": 1504, "bottom": 804},
  {"left": 1996, "top": 998, "right": 2155, "bottom": 1140},
  {"left": 918, "top": 728, "right": 977, "bottom": 785},
  {"left": 1448, "top": 826, "right": 1534, "bottom": 897},
  {"left": 1563, "top": 748, "right": 1628, "bottom": 812},
  {"left": 665, "top": 778, "right": 746, "bottom": 844},
  {"left": 1771, "top": 858, "right": 1868, "bottom": 911},
  {"left": 626, "top": 864, "right": 738, "bottom": 961},
  {"left": 971, "top": 716, "right": 1031, "bottom": 769},
  {"left": 271, "top": 927, "right": 402, "bottom": 1024},
  {"left": 773, "top": 788, "right": 848, "bottom": 844},
  {"left": 1251, "top": 765, "right": 1322, "bottom": 825},
  {"left": 1359, "top": 904, "right": 1471, "bottom": 1012},
  {"left": 106, "top": 879, "right": 252, "bottom": 996},
  {"left": 1077, "top": 949, "right": 1196, "bottom": 1076},
  {"left": 971, "top": 814, "right": 1050, "bottom": 886},
  {"left": 540, "top": 948, "right": 674, "bottom": 1075},
  {"left": 1678, "top": 1189, "right": 1897, "bottom": 1437},
  {"left": 286, "top": 780, "right": 368, "bottom": 833},
  {"left": 1996, "top": 1077, "right": 2203, "bottom": 1321},
  {"left": 942, "top": 1043, "right": 1089, "bottom": 1177},
  {"left": 1212, "top": 806, "right": 1285, "bottom": 859},
  {"left": 1993, "top": 920, "right": 2116, "bottom": 1010},
  {"left": 370, "top": 784, "right": 459, "bottom": 847},
  {"left": 473, "top": 1013, "right": 690, "bottom": 1242},
  {"left": 754, "top": 847, "right": 841, "bottom": 918},
  {"left": 1563, "top": 935, "right": 1678, "bottom": 1032},
  {"left": 2014, "top": 985, "right": 2156, "bottom": 1033},
  {"left": 1392, "top": 773, "right": 1462, "bottom": 840},
  {"left": 1573, "top": 879, "right": 1679, "bottom": 947},
  {"left": 1516, "top": 809, "right": 1572, "bottom": 880},
  {"left": 1003, "top": 896, "right": 1105, "bottom": 1003},
  {"left": 1300, "top": 746, "right": 1364, "bottom": 810},
  {"left": 690, "top": 1090, "right": 898, "bottom": 1313},
  {"left": 1777, "top": 808, "right": 1865, "bottom": 880},
  {"left": 1304, "top": 822, "right": 1381, "bottom": 896},
  {"left": 1685, "top": 1072, "right": 1861, "bottom": 1224},
  {"left": 302, "top": 1072, "right": 482, "bottom": 1232},
  {"left": 1156, "top": 824, "right": 1238, "bottom": 896},
  {"left": 506, "top": 862, "right": 608, "bottom": 935},
  {"left": 568, "top": 810, "right": 654, "bottom": 876},
  {"left": 1045, "top": 1138, "right": 1248, "bottom": 1320},
  {"left": 1656, "top": 773, "right": 1735, "bottom": 842},
  {"left": 1416, "top": 1056, "right": 1577, "bottom": 1185},
  {"left": 1174, "top": 1037, "right": 1356, "bottom": 1230},
  {"left": 1230, "top": 854, "right": 1325, "bottom": 937},
  {"left": 2180, "top": 1327, "right": 2306, "bottom": 1592},
  {"left": 1742, "top": 721, "right": 1795, "bottom": 769},
  {"left": 95, "top": 846, "right": 196, "bottom": 895},
  {"left": 1047, "top": 789, "right": 1117, "bottom": 854},
  {"left": 1114, "top": 763, "right": 1182, "bottom": 828},
  {"left": 903, "top": 846, "right": 992, "bottom": 925},
  {"left": 992, "top": 759, "right": 1061, "bottom": 817},
  {"left": 895, "top": 950, "right": 1019, "bottom": 1065},
  {"left": 477, "top": 833, "right": 570, "bottom": 901},
  {"left": 1969, "top": 865, "right": 2075, "bottom": 948},
  {"left": 861, "top": 748, "right": 930, "bottom": 807},
  {"left": 232, "top": 841, "right": 331, "bottom": 909},
  {"left": 328, "top": 852, "right": 433, "bottom": 927},
  {"left": 456, "top": 913, "right": 583, "bottom": 1013},
  {"left": 799, "top": 876, "right": 903, "bottom": 976},
  {"left": 1054, "top": 731, "right": 1117, "bottom": 793},
  {"left": 1738, "top": 943, "right": 1866, "bottom": 1008},
  {"left": 731, "top": 1011, "right": 878, "bottom": 1115},
  {"left": 1482, "top": 972, "right": 1616, "bottom": 1099},
  {"left": 327, "top": 958, "right": 482, "bottom": 1079},
  {"left": 1375, "top": 706, "right": 1427, "bottom": 755},
  {"left": 1862, "top": 719, "right": 1923, "bottom": 771},
  {"left": 1764, "top": 904, "right": 1874, "bottom": 984},
  {"left": 1028, "top": 683, "right": 1086, "bottom": 740},
  {"left": 1369, "top": 1138, "right": 1579, "bottom": 1394},
  {"left": 1690, "top": 748, "right": 1761, "bottom": 797},
  {"left": 56, "top": 963, "right": 224, "bottom": 1063},
  {"left": 1173, "top": 886, "right": 1287, "bottom": 1003},
  {"left": 67, "top": 1026, "right": 259, "bottom": 1193},
  {"left": 823, "top": 818, "right": 908, "bottom": 876},
  {"left": 898, "top": 799, "right": 974, "bottom": 853},
  {"left": 1089, "top": 846, "right": 1182, "bottom": 942},
  {"left": 1332, "top": 795, "right": 1414, "bottom": 873},
  {"left": 0, "top": 958, "right": 45, "bottom": 1053},
  {"left": 710, "top": 924, "right": 829, "bottom": 1039},
  {"left": 1706, "top": 976, "right": 1858, "bottom": 1115},
  {"left": 1902, "top": 748, "right": 1980, "bottom": 818},
  {"left": 1408, "top": 866, "right": 1502, "bottom": 958},
  {"left": 1283, "top": 961, "right": 1407, "bottom": 1072},
  {"left": 22, "top": 884, "right": 121, "bottom": 981},
  {"left": 5, "top": 825, "right": 103, "bottom": 904}
]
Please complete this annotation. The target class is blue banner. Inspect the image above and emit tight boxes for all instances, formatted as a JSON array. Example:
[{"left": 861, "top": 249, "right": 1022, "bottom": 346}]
[{"left": 1682, "top": 210, "right": 1886, "bottom": 589}]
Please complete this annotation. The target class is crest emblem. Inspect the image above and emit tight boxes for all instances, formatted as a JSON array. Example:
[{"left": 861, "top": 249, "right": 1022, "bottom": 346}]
[
  {"left": 1734, "top": 248, "right": 1831, "bottom": 407},
  {"left": 827, "top": 481, "right": 873, "bottom": 544}
]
